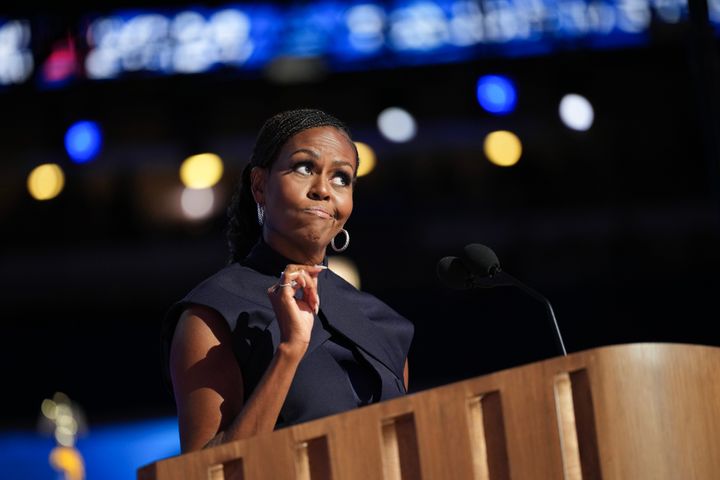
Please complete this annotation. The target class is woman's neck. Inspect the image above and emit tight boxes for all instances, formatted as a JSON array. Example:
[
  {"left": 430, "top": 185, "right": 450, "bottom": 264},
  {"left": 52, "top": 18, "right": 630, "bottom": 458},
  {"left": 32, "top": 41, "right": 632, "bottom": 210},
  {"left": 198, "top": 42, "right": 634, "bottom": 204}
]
[{"left": 263, "top": 232, "right": 325, "bottom": 266}]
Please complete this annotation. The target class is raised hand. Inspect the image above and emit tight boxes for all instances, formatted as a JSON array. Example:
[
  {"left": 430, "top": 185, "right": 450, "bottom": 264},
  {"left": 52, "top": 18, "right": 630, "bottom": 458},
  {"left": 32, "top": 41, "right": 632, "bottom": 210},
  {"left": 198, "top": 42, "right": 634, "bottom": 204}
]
[{"left": 267, "top": 264, "right": 326, "bottom": 353}]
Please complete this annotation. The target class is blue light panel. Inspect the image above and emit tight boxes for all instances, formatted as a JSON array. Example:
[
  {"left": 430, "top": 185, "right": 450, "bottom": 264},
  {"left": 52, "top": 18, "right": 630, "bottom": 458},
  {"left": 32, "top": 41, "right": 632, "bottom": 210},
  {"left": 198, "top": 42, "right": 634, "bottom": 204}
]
[{"left": 74, "top": 0, "right": 700, "bottom": 81}]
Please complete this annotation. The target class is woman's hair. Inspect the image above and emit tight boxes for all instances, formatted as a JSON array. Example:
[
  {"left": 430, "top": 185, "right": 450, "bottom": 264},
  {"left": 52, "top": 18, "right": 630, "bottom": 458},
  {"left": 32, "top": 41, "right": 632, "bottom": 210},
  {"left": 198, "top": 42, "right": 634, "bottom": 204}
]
[{"left": 226, "top": 108, "right": 358, "bottom": 263}]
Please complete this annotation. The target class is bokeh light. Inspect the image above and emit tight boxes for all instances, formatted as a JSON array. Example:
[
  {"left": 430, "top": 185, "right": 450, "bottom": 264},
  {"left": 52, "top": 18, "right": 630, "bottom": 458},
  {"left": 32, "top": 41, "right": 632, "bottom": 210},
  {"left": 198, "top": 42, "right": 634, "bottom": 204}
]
[
  {"left": 559, "top": 93, "right": 595, "bottom": 131},
  {"left": 0, "top": 20, "right": 34, "bottom": 85},
  {"left": 42, "top": 37, "right": 77, "bottom": 85},
  {"left": 179, "top": 153, "right": 224, "bottom": 189},
  {"left": 377, "top": 107, "right": 417, "bottom": 143},
  {"left": 41, "top": 398, "right": 58, "bottom": 420},
  {"left": 64, "top": 120, "right": 102, "bottom": 163},
  {"left": 476, "top": 75, "right": 517, "bottom": 115},
  {"left": 49, "top": 446, "right": 85, "bottom": 480},
  {"left": 27, "top": 163, "right": 65, "bottom": 200},
  {"left": 180, "top": 187, "right": 215, "bottom": 219},
  {"left": 483, "top": 130, "right": 523, "bottom": 167},
  {"left": 354, "top": 142, "right": 376, "bottom": 177},
  {"left": 328, "top": 256, "right": 361, "bottom": 289}
]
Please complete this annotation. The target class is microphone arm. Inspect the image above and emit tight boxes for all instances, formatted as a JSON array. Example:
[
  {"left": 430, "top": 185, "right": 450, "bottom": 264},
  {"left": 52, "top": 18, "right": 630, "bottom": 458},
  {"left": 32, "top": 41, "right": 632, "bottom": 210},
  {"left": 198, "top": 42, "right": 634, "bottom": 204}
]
[{"left": 474, "top": 270, "right": 568, "bottom": 356}]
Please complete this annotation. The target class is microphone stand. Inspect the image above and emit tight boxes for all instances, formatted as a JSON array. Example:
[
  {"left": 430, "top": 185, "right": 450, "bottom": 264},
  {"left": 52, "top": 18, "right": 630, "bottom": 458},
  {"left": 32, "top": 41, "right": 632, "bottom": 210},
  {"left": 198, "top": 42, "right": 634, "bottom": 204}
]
[{"left": 472, "top": 270, "right": 568, "bottom": 357}]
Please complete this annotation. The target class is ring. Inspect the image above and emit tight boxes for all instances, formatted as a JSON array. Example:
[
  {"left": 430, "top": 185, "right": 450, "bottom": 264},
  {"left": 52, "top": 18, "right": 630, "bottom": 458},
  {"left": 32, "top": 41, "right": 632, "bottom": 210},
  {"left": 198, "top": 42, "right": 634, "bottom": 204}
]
[{"left": 271, "top": 280, "right": 297, "bottom": 293}]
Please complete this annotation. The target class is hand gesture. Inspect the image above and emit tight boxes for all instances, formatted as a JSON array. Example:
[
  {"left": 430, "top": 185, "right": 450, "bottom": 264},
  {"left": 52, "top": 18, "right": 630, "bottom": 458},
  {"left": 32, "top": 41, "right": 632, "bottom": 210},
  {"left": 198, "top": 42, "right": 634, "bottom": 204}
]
[{"left": 267, "top": 265, "right": 325, "bottom": 353}]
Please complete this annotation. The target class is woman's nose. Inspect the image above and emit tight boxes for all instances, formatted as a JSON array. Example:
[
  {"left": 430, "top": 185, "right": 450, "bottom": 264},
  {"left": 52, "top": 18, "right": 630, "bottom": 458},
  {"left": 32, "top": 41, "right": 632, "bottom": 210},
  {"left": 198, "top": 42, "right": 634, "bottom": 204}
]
[{"left": 308, "top": 175, "right": 331, "bottom": 200}]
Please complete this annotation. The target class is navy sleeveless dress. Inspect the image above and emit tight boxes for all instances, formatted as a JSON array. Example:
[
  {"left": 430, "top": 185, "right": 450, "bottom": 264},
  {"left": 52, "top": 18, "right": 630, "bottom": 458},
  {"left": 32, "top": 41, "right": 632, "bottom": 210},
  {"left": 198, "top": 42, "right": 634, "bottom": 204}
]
[{"left": 162, "top": 240, "right": 414, "bottom": 428}]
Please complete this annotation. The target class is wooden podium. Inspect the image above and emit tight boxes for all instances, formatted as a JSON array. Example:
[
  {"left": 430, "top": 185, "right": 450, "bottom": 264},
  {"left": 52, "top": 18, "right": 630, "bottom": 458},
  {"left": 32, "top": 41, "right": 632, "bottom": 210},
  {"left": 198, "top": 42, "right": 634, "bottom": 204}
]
[{"left": 138, "top": 343, "right": 720, "bottom": 479}]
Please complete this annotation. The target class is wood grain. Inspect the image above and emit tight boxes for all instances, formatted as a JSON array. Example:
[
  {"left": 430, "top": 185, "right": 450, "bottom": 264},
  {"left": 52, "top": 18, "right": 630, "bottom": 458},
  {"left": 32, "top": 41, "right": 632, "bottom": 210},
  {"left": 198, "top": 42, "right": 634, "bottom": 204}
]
[{"left": 138, "top": 343, "right": 720, "bottom": 480}]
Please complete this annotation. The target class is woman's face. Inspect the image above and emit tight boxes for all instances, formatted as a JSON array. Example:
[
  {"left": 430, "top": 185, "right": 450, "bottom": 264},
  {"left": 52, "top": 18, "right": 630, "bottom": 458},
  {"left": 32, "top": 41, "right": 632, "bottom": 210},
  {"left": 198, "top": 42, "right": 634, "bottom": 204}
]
[{"left": 252, "top": 126, "right": 357, "bottom": 259}]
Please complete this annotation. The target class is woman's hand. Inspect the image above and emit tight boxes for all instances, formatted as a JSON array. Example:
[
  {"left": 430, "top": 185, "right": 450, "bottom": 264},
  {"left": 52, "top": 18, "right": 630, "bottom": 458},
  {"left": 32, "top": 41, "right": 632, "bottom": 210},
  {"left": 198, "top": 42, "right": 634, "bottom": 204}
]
[{"left": 267, "top": 264, "right": 326, "bottom": 355}]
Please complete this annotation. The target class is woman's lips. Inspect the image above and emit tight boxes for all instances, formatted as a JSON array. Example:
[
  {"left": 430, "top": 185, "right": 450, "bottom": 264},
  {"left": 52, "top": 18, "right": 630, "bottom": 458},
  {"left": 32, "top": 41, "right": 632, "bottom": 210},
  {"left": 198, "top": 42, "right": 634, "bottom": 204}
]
[{"left": 304, "top": 207, "right": 333, "bottom": 219}]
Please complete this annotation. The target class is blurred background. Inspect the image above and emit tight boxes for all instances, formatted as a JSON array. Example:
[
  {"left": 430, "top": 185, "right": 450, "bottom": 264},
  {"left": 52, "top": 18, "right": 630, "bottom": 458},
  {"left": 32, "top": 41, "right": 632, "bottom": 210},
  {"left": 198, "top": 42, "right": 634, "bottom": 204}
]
[{"left": 1, "top": 0, "right": 719, "bottom": 477}]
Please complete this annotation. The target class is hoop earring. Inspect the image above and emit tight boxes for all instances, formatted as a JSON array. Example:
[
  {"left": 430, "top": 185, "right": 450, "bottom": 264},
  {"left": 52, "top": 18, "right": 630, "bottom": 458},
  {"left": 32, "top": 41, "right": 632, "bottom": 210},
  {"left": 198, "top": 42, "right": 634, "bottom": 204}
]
[
  {"left": 257, "top": 203, "right": 264, "bottom": 226},
  {"left": 331, "top": 228, "right": 350, "bottom": 252}
]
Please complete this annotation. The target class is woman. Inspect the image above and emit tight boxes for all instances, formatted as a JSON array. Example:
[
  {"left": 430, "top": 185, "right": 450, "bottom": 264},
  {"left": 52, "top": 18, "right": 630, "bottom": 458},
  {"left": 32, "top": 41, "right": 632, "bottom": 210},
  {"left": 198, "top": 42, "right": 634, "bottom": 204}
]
[{"left": 163, "top": 109, "right": 414, "bottom": 452}]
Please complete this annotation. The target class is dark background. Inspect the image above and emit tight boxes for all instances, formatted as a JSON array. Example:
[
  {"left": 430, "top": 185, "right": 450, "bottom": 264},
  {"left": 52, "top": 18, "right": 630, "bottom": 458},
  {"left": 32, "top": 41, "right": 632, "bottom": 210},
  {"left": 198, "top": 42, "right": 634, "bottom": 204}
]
[{"left": 1, "top": 0, "right": 719, "bottom": 430}]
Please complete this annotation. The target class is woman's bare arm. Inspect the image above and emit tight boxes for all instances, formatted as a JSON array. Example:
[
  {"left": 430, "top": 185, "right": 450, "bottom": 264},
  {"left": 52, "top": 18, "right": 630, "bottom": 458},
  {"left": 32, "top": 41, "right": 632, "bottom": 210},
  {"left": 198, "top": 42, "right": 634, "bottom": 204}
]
[
  {"left": 170, "top": 305, "right": 243, "bottom": 452},
  {"left": 170, "top": 305, "right": 308, "bottom": 452},
  {"left": 403, "top": 359, "right": 409, "bottom": 391},
  {"left": 170, "top": 266, "right": 323, "bottom": 452}
]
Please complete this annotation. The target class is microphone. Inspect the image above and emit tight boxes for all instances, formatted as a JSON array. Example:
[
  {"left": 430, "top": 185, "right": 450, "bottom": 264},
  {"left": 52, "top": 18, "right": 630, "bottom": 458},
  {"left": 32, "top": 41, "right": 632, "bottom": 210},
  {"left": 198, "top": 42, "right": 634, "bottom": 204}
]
[
  {"left": 437, "top": 244, "right": 568, "bottom": 356},
  {"left": 436, "top": 256, "right": 475, "bottom": 290}
]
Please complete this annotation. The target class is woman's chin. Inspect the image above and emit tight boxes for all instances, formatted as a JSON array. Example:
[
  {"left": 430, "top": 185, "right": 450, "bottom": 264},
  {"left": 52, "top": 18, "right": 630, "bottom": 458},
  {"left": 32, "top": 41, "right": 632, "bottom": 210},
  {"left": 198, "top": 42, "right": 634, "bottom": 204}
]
[{"left": 295, "top": 228, "right": 333, "bottom": 251}]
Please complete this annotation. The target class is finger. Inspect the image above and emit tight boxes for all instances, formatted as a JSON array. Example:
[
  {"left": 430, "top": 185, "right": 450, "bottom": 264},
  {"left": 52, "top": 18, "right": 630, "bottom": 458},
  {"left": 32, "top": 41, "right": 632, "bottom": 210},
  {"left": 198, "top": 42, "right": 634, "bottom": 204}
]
[
  {"left": 296, "top": 271, "right": 316, "bottom": 313},
  {"left": 281, "top": 270, "right": 300, "bottom": 282},
  {"left": 282, "top": 266, "right": 321, "bottom": 292},
  {"left": 268, "top": 269, "right": 300, "bottom": 296},
  {"left": 284, "top": 264, "right": 326, "bottom": 277},
  {"left": 280, "top": 265, "right": 323, "bottom": 313},
  {"left": 304, "top": 265, "right": 327, "bottom": 278},
  {"left": 298, "top": 271, "right": 319, "bottom": 314},
  {"left": 309, "top": 274, "right": 320, "bottom": 312},
  {"left": 294, "top": 270, "right": 308, "bottom": 289},
  {"left": 274, "top": 272, "right": 299, "bottom": 293},
  {"left": 273, "top": 273, "right": 307, "bottom": 304},
  {"left": 267, "top": 279, "right": 296, "bottom": 296}
]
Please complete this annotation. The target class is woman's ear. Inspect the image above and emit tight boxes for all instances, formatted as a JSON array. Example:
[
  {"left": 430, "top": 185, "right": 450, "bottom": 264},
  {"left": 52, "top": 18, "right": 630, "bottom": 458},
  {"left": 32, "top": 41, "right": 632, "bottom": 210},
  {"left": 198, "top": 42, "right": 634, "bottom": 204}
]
[{"left": 249, "top": 167, "right": 266, "bottom": 204}]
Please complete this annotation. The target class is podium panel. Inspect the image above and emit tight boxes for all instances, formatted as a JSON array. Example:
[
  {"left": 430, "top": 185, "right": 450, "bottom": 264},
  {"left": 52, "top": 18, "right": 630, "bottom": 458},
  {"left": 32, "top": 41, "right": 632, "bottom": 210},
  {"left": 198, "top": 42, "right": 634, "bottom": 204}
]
[{"left": 139, "top": 343, "right": 720, "bottom": 479}]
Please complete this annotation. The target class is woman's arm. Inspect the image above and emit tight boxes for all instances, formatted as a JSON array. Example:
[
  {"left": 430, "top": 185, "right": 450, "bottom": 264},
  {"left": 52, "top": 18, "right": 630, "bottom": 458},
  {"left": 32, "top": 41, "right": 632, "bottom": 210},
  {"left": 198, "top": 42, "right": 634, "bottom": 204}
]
[
  {"left": 170, "top": 305, "right": 244, "bottom": 452},
  {"left": 170, "top": 266, "right": 323, "bottom": 452},
  {"left": 403, "top": 359, "right": 409, "bottom": 391},
  {"left": 170, "top": 305, "right": 306, "bottom": 452}
]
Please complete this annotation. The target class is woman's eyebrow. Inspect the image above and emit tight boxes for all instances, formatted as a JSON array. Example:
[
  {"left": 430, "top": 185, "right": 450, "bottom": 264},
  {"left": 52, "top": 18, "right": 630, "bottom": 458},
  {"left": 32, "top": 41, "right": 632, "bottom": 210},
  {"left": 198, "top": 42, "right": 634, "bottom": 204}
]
[
  {"left": 333, "top": 160, "right": 355, "bottom": 169},
  {"left": 290, "top": 150, "right": 353, "bottom": 169},
  {"left": 290, "top": 148, "right": 319, "bottom": 158}
]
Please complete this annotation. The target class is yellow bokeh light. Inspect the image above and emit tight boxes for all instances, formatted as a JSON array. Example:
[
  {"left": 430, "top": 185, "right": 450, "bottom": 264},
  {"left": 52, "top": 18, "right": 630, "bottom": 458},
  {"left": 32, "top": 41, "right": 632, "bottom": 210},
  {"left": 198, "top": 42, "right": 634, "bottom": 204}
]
[
  {"left": 354, "top": 142, "right": 376, "bottom": 177},
  {"left": 328, "top": 256, "right": 361, "bottom": 290},
  {"left": 49, "top": 446, "right": 85, "bottom": 480},
  {"left": 483, "top": 130, "right": 522, "bottom": 167},
  {"left": 179, "top": 153, "right": 224, "bottom": 189},
  {"left": 27, "top": 163, "right": 65, "bottom": 200}
]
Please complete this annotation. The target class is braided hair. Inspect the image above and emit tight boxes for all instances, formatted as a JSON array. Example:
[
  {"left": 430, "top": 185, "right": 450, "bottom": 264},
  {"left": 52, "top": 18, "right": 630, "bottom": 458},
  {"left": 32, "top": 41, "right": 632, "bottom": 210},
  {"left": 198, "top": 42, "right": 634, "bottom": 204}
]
[{"left": 226, "top": 109, "right": 358, "bottom": 263}]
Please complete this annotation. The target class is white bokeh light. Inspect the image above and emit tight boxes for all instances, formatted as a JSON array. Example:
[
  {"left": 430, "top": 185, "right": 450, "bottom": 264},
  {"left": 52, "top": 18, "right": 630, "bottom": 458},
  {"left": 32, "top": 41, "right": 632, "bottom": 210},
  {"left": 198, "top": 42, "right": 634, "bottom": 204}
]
[
  {"left": 559, "top": 93, "right": 594, "bottom": 131},
  {"left": 181, "top": 187, "right": 215, "bottom": 219},
  {"left": 346, "top": 4, "right": 386, "bottom": 53},
  {"left": 84, "top": 8, "right": 254, "bottom": 79},
  {"left": 0, "top": 20, "right": 34, "bottom": 85},
  {"left": 377, "top": 107, "right": 417, "bottom": 143}
]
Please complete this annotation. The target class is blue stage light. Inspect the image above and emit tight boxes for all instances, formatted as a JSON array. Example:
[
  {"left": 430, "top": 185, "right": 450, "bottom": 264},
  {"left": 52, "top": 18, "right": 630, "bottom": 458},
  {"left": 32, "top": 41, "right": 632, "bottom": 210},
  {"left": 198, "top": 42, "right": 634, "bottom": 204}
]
[
  {"left": 0, "top": 417, "right": 180, "bottom": 480},
  {"left": 64, "top": 121, "right": 102, "bottom": 163},
  {"left": 476, "top": 75, "right": 517, "bottom": 115}
]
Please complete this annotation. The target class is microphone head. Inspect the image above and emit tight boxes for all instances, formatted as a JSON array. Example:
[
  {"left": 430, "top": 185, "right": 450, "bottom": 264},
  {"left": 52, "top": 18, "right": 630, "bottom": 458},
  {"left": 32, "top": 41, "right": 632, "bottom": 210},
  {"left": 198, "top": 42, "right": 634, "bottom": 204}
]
[
  {"left": 462, "top": 243, "right": 501, "bottom": 277},
  {"left": 436, "top": 256, "right": 473, "bottom": 290}
]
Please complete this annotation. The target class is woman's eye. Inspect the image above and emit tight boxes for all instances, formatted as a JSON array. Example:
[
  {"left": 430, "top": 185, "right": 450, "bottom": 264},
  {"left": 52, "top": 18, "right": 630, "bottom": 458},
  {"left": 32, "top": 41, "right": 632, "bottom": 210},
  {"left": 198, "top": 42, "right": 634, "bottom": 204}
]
[
  {"left": 294, "top": 163, "right": 313, "bottom": 175},
  {"left": 331, "top": 172, "right": 352, "bottom": 186}
]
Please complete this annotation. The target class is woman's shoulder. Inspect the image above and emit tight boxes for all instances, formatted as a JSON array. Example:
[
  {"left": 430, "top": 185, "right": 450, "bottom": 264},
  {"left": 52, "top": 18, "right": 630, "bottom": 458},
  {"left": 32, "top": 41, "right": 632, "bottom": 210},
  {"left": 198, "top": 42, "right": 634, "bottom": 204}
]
[
  {"left": 168, "top": 263, "right": 272, "bottom": 331},
  {"left": 188, "top": 263, "right": 266, "bottom": 299}
]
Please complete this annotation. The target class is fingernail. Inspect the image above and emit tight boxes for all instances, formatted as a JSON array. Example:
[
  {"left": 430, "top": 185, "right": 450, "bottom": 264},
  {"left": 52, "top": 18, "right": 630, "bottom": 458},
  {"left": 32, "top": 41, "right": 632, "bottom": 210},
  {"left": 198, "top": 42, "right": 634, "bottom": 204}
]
[{"left": 315, "top": 305, "right": 319, "bottom": 315}]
